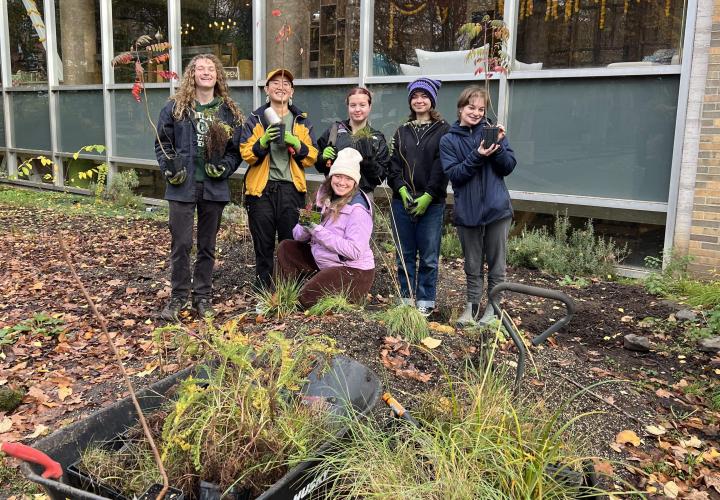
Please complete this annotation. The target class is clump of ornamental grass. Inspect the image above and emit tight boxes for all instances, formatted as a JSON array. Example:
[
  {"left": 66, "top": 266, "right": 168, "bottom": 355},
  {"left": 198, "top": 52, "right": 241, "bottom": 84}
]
[
  {"left": 253, "top": 276, "right": 302, "bottom": 319},
  {"left": 78, "top": 329, "right": 342, "bottom": 498},
  {"left": 307, "top": 293, "right": 358, "bottom": 316},
  {"left": 316, "top": 352, "right": 608, "bottom": 499},
  {"left": 379, "top": 304, "right": 429, "bottom": 343}
]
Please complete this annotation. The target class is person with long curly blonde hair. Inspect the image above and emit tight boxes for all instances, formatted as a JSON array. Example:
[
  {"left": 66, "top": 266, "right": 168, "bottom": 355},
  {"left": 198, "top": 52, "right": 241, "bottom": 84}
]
[{"left": 155, "top": 54, "right": 244, "bottom": 321}]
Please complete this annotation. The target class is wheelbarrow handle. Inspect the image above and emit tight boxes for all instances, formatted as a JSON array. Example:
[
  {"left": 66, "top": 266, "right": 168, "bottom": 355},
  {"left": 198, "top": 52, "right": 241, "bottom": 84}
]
[
  {"left": 1, "top": 442, "right": 63, "bottom": 479},
  {"left": 489, "top": 282, "right": 575, "bottom": 346}
]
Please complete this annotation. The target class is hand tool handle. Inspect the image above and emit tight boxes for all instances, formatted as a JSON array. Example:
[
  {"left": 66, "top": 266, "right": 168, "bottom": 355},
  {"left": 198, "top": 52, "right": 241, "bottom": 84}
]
[{"left": 1, "top": 442, "right": 63, "bottom": 479}]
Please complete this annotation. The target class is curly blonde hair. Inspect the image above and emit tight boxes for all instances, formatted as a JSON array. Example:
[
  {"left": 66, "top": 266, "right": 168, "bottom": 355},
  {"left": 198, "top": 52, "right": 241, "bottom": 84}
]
[{"left": 170, "top": 54, "right": 244, "bottom": 124}]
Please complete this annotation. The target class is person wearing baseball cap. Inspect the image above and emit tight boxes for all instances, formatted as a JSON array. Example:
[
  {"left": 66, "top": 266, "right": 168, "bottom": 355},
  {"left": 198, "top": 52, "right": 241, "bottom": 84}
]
[
  {"left": 277, "top": 147, "right": 375, "bottom": 308},
  {"left": 386, "top": 77, "right": 450, "bottom": 318},
  {"left": 239, "top": 68, "right": 318, "bottom": 291}
]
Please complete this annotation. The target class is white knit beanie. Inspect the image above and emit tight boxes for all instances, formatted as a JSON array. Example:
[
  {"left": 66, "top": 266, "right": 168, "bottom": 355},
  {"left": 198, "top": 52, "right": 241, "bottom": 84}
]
[{"left": 329, "top": 148, "right": 362, "bottom": 185}]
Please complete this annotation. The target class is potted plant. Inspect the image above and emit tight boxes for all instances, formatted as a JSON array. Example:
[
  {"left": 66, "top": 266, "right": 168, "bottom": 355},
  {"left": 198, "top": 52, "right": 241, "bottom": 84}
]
[{"left": 459, "top": 16, "right": 511, "bottom": 146}]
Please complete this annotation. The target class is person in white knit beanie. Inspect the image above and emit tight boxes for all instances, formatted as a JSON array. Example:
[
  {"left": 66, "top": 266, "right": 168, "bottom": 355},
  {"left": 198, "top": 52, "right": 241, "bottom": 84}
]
[{"left": 276, "top": 147, "right": 376, "bottom": 308}]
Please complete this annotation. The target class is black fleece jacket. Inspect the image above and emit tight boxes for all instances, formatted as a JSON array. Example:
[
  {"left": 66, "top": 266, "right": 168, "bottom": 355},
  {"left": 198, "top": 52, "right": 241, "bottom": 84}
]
[{"left": 387, "top": 119, "right": 451, "bottom": 202}]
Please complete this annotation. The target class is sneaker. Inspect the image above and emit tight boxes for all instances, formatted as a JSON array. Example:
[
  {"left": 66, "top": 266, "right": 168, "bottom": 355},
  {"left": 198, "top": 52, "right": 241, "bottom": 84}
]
[
  {"left": 417, "top": 305, "right": 434, "bottom": 317},
  {"left": 194, "top": 297, "right": 215, "bottom": 318},
  {"left": 160, "top": 296, "right": 186, "bottom": 322}
]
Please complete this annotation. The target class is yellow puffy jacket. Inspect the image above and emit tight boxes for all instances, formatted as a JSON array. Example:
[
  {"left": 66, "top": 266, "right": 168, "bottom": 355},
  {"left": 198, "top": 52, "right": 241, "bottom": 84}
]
[{"left": 239, "top": 104, "right": 318, "bottom": 196}]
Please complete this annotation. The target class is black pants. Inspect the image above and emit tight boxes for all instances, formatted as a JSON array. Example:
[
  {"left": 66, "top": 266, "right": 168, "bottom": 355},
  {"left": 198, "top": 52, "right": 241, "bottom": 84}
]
[
  {"left": 246, "top": 180, "right": 305, "bottom": 289},
  {"left": 168, "top": 182, "right": 226, "bottom": 301}
]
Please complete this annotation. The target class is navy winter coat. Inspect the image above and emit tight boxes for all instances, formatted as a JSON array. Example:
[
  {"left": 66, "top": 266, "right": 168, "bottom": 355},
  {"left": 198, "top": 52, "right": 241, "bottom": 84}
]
[
  {"left": 155, "top": 99, "right": 243, "bottom": 203},
  {"left": 439, "top": 119, "right": 517, "bottom": 227}
]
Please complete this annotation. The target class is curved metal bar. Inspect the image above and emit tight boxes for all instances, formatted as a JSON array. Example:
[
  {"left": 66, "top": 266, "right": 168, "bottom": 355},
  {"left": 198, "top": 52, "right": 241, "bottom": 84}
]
[{"left": 489, "top": 282, "right": 576, "bottom": 392}]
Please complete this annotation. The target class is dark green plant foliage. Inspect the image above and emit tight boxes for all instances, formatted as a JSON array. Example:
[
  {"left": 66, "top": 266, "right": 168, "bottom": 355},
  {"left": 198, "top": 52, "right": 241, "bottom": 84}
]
[
  {"left": 507, "top": 213, "right": 628, "bottom": 277},
  {"left": 0, "top": 387, "right": 25, "bottom": 412}
]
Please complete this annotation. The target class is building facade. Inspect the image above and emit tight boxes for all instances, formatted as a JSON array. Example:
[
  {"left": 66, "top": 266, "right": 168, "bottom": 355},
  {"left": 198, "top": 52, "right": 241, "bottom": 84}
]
[{"left": 0, "top": 0, "right": 715, "bottom": 273}]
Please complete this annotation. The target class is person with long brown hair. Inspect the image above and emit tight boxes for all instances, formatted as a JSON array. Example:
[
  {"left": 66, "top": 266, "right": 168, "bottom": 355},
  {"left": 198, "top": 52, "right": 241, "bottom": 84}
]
[
  {"left": 315, "top": 87, "right": 389, "bottom": 201},
  {"left": 155, "top": 54, "right": 244, "bottom": 321},
  {"left": 277, "top": 148, "right": 375, "bottom": 308}
]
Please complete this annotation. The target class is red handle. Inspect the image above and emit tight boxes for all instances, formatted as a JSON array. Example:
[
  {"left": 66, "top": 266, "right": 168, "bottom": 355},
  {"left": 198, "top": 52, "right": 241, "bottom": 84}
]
[{"left": 1, "top": 442, "right": 63, "bottom": 479}]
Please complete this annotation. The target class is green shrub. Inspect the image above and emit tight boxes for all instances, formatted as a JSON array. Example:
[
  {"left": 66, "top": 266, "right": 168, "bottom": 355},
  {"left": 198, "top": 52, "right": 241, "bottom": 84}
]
[
  {"left": 105, "top": 169, "right": 141, "bottom": 209},
  {"left": 507, "top": 213, "right": 628, "bottom": 277},
  {"left": 440, "top": 224, "right": 463, "bottom": 259},
  {"left": 644, "top": 254, "right": 693, "bottom": 297},
  {"left": 379, "top": 304, "right": 429, "bottom": 342}
]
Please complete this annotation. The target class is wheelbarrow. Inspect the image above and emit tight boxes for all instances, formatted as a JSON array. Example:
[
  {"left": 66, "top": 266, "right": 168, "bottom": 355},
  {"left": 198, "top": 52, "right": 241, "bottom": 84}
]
[{"left": 5, "top": 355, "right": 381, "bottom": 500}]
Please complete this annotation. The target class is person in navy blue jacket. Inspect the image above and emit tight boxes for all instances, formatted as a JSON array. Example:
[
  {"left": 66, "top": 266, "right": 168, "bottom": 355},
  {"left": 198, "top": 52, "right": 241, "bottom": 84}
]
[{"left": 439, "top": 85, "right": 517, "bottom": 326}]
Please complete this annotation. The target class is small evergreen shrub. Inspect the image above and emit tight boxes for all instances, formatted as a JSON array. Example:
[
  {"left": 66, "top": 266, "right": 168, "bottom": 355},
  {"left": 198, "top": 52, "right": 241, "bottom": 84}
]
[
  {"left": 440, "top": 225, "right": 463, "bottom": 259},
  {"left": 105, "top": 169, "right": 141, "bottom": 209},
  {"left": 507, "top": 213, "right": 628, "bottom": 277}
]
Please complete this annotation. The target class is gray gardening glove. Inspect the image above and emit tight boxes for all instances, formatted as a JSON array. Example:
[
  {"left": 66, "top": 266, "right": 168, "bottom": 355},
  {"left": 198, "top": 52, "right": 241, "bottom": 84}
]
[
  {"left": 205, "top": 163, "right": 225, "bottom": 178},
  {"left": 165, "top": 167, "right": 187, "bottom": 185}
]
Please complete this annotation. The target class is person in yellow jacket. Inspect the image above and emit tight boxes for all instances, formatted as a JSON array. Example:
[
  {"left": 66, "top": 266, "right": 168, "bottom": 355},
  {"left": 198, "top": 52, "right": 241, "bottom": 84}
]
[{"left": 239, "top": 68, "right": 318, "bottom": 289}]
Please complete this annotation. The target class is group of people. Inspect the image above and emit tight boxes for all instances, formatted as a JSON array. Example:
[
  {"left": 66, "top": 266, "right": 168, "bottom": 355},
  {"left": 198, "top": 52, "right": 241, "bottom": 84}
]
[{"left": 155, "top": 55, "right": 516, "bottom": 327}]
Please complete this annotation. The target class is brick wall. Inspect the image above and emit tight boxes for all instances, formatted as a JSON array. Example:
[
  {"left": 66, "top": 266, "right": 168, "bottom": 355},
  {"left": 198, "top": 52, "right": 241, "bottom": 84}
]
[{"left": 688, "top": 1, "right": 720, "bottom": 274}]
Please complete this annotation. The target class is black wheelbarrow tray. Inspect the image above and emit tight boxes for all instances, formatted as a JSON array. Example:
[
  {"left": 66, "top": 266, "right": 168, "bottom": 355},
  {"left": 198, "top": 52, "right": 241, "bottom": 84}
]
[{"left": 13, "top": 355, "right": 381, "bottom": 500}]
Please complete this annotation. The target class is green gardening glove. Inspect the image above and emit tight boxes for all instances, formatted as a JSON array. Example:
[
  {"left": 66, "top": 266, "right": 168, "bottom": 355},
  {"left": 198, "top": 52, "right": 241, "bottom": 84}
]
[
  {"left": 284, "top": 131, "right": 301, "bottom": 151},
  {"left": 165, "top": 167, "right": 187, "bottom": 185},
  {"left": 205, "top": 163, "right": 225, "bottom": 178},
  {"left": 411, "top": 192, "right": 433, "bottom": 216},
  {"left": 398, "top": 186, "right": 414, "bottom": 210},
  {"left": 321, "top": 146, "right": 337, "bottom": 161},
  {"left": 259, "top": 124, "right": 280, "bottom": 148}
]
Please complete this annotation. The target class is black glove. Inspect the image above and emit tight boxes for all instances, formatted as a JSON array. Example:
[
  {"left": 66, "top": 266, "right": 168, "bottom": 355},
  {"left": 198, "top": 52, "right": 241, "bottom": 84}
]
[{"left": 165, "top": 167, "right": 187, "bottom": 185}]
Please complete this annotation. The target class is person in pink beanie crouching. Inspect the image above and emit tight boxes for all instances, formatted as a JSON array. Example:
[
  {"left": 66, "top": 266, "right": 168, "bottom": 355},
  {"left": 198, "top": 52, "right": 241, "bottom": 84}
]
[{"left": 277, "top": 147, "right": 375, "bottom": 308}]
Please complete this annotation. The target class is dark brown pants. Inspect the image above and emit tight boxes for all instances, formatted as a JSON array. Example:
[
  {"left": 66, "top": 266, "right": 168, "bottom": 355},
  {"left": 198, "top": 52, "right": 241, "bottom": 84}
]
[{"left": 277, "top": 240, "right": 375, "bottom": 308}]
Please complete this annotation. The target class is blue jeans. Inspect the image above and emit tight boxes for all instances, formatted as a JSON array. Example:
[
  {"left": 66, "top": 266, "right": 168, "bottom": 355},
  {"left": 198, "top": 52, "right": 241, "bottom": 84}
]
[{"left": 390, "top": 199, "right": 444, "bottom": 308}]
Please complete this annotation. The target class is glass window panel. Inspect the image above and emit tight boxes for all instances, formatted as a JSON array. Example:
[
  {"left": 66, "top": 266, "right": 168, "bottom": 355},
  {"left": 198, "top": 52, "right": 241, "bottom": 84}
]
[
  {"left": 516, "top": 0, "right": 686, "bottom": 69},
  {"left": 372, "top": 1, "right": 500, "bottom": 76},
  {"left": 9, "top": 0, "right": 49, "bottom": 86},
  {"left": 506, "top": 77, "right": 678, "bottom": 202},
  {"left": 12, "top": 91, "right": 51, "bottom": 150},
  {"left": 58, "top": 91, "right": 105, "bottom": 153},
  {"left": 55, "top": 0, "right": 102, "bottom": 85},
  {"left": 366, "top": 81, "right": 499, "bottom": 139},
  {"left": 118, "top": 165, "right": 164, "bottom": 198},
  {"left": 64, "top": 157, "right": 104, "bottom": 188},
  {"left": 0, "top": 154, "right": 7, "bottom": 179},
  {"left": 265, "top": 0, "right": 360, "bottom": 78},
  {"left": 112, "top": 0, "right": 169, "bottom": 83},
  {"left": 180, "top": 1, "right": 253, "bottom": 80},
  {"left": 18, "top": 154, "right": 53, "bottom": 184},
  {"left": 229, "top": 88, "right": 254, "bottom": 118},
  {"left": 113, "top": 88, "right": 168, "bottom": 160}
]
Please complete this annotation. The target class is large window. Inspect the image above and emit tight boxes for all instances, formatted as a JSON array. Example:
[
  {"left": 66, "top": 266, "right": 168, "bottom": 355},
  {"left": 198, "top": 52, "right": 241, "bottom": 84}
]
[
  {"left": 506, "top": 76, "right": 678, "bottom": 202},
  {"left": 265, "top": 0, "right": 360, "bottom": 78},
  {"left": 58, "top": 91, "right": 105, "bottom": 153},
  {"left": 9, "top": 0, "right": 49, "bottom": 86},
  {"left": 180, "top": 1, "right": 253, "bottom": 80},
  {"left": 372, "top": 1, "right": 499, "bottom": 76},
  {"left": 55, "top": 0, "right": 102, "bottom": 85},
  {"left": 515, "top": 0, "right": 686, "bottom": 69},
  {"left": 112, "top": 0, "right": 169, "bottom": 84},
  {"left": 113, "top": 89, "right": 168, "bottom": 160},
  {"left": 11, "top": 91, "right": 51, "bottom": 150}
]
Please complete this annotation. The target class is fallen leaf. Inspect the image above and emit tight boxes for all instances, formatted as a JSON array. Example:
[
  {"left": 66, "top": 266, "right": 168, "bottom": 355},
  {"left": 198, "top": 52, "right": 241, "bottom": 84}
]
[
  {"left": 680, "top": 436, "right": 702, "bottom": 448},
  {"left": 705, "top": 472, "right": 720, "bottom": 493},
  {"left": 0, "top": 416, "right": 12, "bottom": 433},
  {"left": 646, "top": 425, "right": 667, "bottom": 436},
  {"left": 684, "top": 489, "right": 710, "bottom": 500},
  {"left": 592, "top": 458, "right": 614, "bottom": 476},
  {"left": 663, "top": 481, "right": 679, "bottom": 498},
  {"left": 655, "top": 388, "right": 672, "bottom": 398},
  {"left": 25, "top": 424, "right": 49, "bottom": 439},
  {"left": 57, "top": 385, "right": 73, "bottom": 401},
  {"left": 701, "top": 447, "right": 720, "bottom": 461},
  {"left": 420, "top": 337, "right": 442, "bottom": 349},
  {"left": 428, "top": 322, "right": 454, "bottom": 335},
  {"left": 616, "top": 430, "right": 641, "bottom": 447}
]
